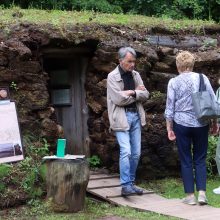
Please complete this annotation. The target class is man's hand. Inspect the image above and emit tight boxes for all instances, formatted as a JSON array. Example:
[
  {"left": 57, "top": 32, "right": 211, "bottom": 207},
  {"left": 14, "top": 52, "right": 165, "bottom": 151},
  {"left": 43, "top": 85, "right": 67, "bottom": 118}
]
[
  {"left": 136, "top": 85, "right": 146, "bottom": 91},
  {"left": 122, "top": 90, "right": 135, "bottom": 96},
  {"left": 168, "top": 130, "right": 176, "bottom": 141}
]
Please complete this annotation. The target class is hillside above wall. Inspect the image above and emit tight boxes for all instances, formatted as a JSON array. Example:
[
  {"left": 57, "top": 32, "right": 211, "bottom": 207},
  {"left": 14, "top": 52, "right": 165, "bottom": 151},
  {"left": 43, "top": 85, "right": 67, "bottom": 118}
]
[
  {"left": 1, "top": 8, "right": 220, "bottom": 34},
  {"left": 1, "top": 9, "right": 220, "bottom": 59}
]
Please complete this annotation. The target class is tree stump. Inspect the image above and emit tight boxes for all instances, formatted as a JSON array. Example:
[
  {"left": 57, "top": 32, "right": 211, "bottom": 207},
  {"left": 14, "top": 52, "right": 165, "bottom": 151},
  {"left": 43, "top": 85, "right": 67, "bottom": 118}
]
[{"left": 45, "top": 159, "right": 89, "bottom": 212}]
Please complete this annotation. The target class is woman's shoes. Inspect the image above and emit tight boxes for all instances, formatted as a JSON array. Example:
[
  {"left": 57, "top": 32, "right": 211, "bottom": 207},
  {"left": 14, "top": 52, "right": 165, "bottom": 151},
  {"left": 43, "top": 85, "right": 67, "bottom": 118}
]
[
  {"left": 182, "top": 195, "right": 196, "bottom": 205},
  {"left": 182, "top": 194, "right": 208, "bottom": 205},
  {"left": 198, "top": 194, "right": 208, "bottom": 205},
  {"left": 213, "top": 186, "right": 220, "bottom": 194}
]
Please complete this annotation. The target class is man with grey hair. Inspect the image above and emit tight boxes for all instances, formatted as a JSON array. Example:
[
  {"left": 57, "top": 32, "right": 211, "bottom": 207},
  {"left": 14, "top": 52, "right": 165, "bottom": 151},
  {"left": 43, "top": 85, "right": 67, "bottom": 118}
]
[{"left": 107, "top": 46, "right": 149, "bottom": 196}]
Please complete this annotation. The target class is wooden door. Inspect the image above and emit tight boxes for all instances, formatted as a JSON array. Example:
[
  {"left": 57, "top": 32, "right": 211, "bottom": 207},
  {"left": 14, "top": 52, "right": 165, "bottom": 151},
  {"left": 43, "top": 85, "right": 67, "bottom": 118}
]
[{"left": 46, "top": 56, "right": 89, "bottom": 156}]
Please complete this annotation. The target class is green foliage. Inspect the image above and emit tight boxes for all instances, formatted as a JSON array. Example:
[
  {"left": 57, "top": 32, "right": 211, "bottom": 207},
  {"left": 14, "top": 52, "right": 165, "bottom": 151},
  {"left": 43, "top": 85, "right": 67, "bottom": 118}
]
[
  {"left": 18, "top": 157, "right": 38, "bottom": 194},
  {"left": 13, "top": 156, "right": 45, "bottom": 198},
  {"left": 203, "top": 38, "right": 218, "bottom": 48},
  {"left": 10, "top": 81, "right": 18, "bottom": 91},
  {"left": 0, "top": 196, "right": 178, "bottom": 219},
  {"left": 87, "top": 155, "right": 101, "bottom": 168},
  {"left": 70, "top": 0, "right": 122, "bottom": 13},
  {"left": 26, "top": 199, "right": 51, "bottom": 216},
  {"left": 0, "top": 135, "right": 50, "bottom": 202},
  {"left": 0, "top": 8, "right": 215, "bottom": 32},
  {"left": 150, "top": 91, "right": 165, "bottom": 100},
  {"left": 140, "top": 177, "right": 220, "bottom": 208},
  {"left": 23, "top": 134, "right": 49, "bottom": 159},
  {"left": 0, "top": 164, "right": 12, "bottom": 193},
  {"left": 39, "top": 164, "right": 47, "bottom": 182},
  {"left": 15, "top": 135, "right": 50, "bottom": 198},
  {"left": 6, "top": 0, "right": 122, "bottom": 13},
  {"left": 1, "top": 0, "right": 220, "bottom": 21},
  {"left": 0, "top": 183, "right": 6, "bottom": 193},
  {"left": 207, "top": 135, "right": 218, "bottom": 177},
  {"left": 0, "top": 164, "right": 12, "bottom": 179}
]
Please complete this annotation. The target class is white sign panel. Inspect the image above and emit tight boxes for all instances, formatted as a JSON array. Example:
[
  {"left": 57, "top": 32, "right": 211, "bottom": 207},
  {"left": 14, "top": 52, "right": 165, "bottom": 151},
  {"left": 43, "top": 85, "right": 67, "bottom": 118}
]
[{"left": 0, "top": 102, "right": 23, "bottom": 163}]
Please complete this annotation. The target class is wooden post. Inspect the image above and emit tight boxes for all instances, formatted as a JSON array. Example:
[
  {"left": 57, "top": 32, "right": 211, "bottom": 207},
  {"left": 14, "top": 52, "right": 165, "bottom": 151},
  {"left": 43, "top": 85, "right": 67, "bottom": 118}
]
[{"left": 46, "top": 158, "right": 89, "bottom": 212}]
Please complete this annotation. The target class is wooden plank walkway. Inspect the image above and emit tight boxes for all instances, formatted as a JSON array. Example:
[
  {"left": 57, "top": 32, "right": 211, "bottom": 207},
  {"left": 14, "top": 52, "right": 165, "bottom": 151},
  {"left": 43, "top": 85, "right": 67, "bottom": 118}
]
[{"left": 87, "top": 172, "right": 220, "bottom": 220}]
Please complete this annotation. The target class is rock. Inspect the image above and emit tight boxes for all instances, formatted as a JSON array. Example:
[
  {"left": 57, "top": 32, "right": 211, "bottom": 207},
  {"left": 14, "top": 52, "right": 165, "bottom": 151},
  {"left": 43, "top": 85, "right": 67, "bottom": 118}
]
[
  {"left": 136, "top": 57, "right": 152, "bottom": 73},
  {"left": 10, "top": 60, "right": 41, "bottom": 73},
  {"left": 162, "top": 55, "right": 176, "bottom": 66},
  {"left": 97, "top": 79, "right": 107, "bottom": 89},
  {"left": 158, "top": 46, "right": 174, "bottom": 55},
  {"left": 0, "top": 68, "right": 20, "bottom": 82},
  {"left": 195, "top": 50, "right": 220, "bottom": 66},
  {"left": 37, "top": 107, "right": 55, "bottom": 119},
  {"left": 134, "top": 45, "right": 159, "bottom": 62},
  {"left": 153, "top": 62, "right": 172, "bottom": 72},
  {"left": 87, "top": 99, "right": 104, "bottom": 114},
  {"left": 95, "top": 49, "right": 118, "bottom": 62},
  {"left": 91, "top": 56, "right": 117, "bottom": 73},
  {"left": 150, "top": 71, "right": 176, "bottom": 92},
  {"left": 40, "top": 118, "right": 60, "bottom": 142},
  {"left": 5, "top": 39, "right": 32, "bottom": 60},
  {"left": 0, "top": 52, "right": 8, "bottom": 66}
]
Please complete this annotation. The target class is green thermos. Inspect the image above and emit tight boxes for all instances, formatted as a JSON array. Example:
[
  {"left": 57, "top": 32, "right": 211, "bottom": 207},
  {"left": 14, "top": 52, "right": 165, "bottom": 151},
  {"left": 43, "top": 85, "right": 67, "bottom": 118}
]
[{"left": 56, "top": 139, "right": 66, "bottom": 157}]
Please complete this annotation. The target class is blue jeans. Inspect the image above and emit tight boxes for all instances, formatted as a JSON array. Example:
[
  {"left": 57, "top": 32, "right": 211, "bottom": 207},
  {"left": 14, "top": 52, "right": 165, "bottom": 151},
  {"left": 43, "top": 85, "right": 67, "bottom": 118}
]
[
  {"left": 173, "top": 122, "right": 209, "bottom": 193},
  {"left": 115, "top": 112, "right": 141, "bottom": 186}
]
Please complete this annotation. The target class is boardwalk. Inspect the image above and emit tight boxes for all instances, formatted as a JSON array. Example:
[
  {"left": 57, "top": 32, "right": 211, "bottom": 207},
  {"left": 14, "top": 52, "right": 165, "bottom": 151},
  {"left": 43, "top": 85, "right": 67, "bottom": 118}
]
[{"left": 87, "top": 172, "right": 220, "bottom": 220}]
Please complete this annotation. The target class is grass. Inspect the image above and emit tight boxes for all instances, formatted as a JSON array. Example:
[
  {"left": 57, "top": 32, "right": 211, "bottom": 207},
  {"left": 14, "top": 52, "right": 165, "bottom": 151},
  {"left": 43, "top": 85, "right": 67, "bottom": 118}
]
[
  {"left": 0, "top": 7, "right": 217, "bottom": 32},
  {"left": 0, "top": 197, "right": 179, "bottom": 220},
  {"left": 140, "top": 177, "right": 220, "bottom": 208},
  {"left": 1, "top": 177, "right": 220, "bottom": 219}
]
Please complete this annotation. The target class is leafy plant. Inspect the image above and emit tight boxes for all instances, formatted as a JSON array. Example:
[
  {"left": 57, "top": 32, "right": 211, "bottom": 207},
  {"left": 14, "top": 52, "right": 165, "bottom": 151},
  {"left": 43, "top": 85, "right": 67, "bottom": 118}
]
[
  {"left": 0, "top": 135, "right": 50, "bottom": 202},
  {"left": 39, "top": 164, "right": 47, "bottom": 182},
  {"left": 26, "top": 198, "right": 52, "bottom": 216},
  {"left": 0, "top": 183, "right": 6, "bottom": 193},
  {"left": 150, "top": 91, "right": 165, "bottom": 99},
  {"left": 23, "top": 134, "right": 49, "bottom": 159},
  {"left": 87, "top": 155, "right": 101, "bottom": 168},
  {"left": 207, "top": 135, "right": 218, "bottom": 177},
  {"left": 10, "top": 81, "right": 18, "bottom": 91},
  {"left": 0, "top": 164, "right": 13, "bottom": 179},
  {"left": 203, "top": 39, "right": 217, "bottom": 48}
]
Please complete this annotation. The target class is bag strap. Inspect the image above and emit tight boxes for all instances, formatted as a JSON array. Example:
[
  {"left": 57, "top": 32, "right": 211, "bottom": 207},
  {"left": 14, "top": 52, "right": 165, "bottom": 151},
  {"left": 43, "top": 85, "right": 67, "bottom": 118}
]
[
  {"left": 217, "top": 88, "right": 220, "bottom": 101},
  {"left": 199, "top": 74, "right": 206, "bottom": 92}
]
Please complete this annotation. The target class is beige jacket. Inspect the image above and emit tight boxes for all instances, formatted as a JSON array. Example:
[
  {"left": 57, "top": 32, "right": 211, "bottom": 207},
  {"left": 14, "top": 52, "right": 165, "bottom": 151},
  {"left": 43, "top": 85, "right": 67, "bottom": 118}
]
[{"left": 107, "top": 66, "right": 149, "bottom": 131}]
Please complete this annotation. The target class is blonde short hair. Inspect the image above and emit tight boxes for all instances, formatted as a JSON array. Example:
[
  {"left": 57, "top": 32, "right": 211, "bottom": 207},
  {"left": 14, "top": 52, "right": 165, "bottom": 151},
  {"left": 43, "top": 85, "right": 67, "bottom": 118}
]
[{"left": 176, "top": 51, "right": 195, "bottom": 72}]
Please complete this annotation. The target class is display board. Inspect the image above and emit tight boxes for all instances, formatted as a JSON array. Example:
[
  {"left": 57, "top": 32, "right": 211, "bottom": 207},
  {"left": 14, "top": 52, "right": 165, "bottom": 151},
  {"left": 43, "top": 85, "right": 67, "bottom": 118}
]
[{"left": 0, "top": 101, "right": 23, "bottom": 163}]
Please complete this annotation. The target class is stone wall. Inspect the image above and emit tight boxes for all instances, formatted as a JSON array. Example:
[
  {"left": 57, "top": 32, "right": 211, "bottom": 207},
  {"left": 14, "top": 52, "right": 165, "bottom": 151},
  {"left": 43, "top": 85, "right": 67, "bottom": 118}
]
[
  {"left": 0, "top": 38, "right": 62, "bottom": 147},
  {"left": 0, "top": 23, "right": 220, "bottom": 179},
  {"left": 85, "top": 38, "right": 220, "bottom": 179}
]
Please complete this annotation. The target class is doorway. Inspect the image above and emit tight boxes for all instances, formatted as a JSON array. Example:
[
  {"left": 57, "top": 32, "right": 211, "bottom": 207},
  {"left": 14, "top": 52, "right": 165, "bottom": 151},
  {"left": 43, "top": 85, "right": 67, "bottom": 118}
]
[{"left": 43, "top": 48, "right": 91, "bottom": 155}]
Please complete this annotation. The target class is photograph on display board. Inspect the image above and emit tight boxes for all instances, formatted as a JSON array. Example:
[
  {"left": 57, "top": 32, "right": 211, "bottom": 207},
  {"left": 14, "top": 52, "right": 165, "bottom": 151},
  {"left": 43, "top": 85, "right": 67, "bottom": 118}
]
[
  {"left": 0, "top": 87, "right": 10, "bottom": 101},
  {"left": 0, "top": 101, "right": 24, "bottom": 163}
]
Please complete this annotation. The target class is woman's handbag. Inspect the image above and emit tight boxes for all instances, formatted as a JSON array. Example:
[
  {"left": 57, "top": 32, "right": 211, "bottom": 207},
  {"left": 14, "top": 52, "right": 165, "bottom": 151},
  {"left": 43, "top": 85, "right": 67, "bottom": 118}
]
[{"left": 191, "top": 74, "right": 220, "bottom": 120}]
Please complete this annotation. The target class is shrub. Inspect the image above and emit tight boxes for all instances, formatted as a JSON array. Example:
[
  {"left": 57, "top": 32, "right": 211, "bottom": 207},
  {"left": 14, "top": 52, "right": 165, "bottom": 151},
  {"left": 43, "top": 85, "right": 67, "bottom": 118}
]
[
  {"left": 10, "top": 0, "right": 123, "bottom": 13},
  {"left": 0, "top": 135, "right": 50, "bottom": 203},
  {"left": 87, "top": 155, "right": 101, "bottom": 168},
  {"left": 207, "top": 135, "right": 218, "bottom": 177},
  {"left": 71, "top": 0, "right": 122, "bottom": 13},
  {"left": 150, "top": 91, "right": 165, "bottom": 100}
]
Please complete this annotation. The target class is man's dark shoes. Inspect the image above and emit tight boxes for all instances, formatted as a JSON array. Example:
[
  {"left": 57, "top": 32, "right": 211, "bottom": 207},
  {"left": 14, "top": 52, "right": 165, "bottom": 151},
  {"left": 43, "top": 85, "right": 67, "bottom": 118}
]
[
  {"left": 121, "top": 185, "right": 136, "bottom": 196},
  {"left": 131, "top": 184, "right": 144, "bottom": 195}
]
